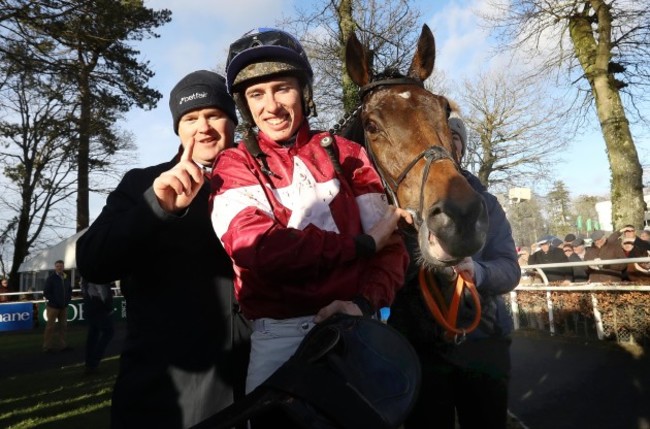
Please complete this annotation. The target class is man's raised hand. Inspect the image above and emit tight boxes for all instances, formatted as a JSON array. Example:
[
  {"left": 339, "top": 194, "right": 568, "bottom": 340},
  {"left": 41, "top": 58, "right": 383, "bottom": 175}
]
[{"left": 153, "top": 139, "right": 205, "bottom": 213}]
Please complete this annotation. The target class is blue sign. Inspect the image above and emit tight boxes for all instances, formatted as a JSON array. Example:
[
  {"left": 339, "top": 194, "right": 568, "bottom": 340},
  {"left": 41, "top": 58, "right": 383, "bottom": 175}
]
[{"left": 0, "top": 302, "right": 34, "bottom": 332}]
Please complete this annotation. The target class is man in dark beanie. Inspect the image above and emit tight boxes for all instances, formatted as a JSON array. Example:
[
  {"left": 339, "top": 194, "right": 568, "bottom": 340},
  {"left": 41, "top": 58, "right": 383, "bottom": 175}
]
[
  {"left": 169, "top": 70, "right": 238, "bottom": 135},
  {"left": 76, "top": 70, "right": 250, "bottom": 429}
]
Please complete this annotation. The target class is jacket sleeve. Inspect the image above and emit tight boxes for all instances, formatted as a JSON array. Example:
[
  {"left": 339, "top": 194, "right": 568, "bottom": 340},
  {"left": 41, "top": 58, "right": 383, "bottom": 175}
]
[
  {"left": 43, "top": 275, "right": 52, "bottom": 301},
  {"left": 472, "top": 192, "right": 521, "bottom": 295},
  {"left": 357, "top": 233, "right": 409, "bottom": 310},
  {"left": 634, "top": 237, "right": 650, "bottom": 252},
  {"left": 76, "top": 168, "right": 181, "bottom": 283},
  {"left": 340, "top": 142, "right": 409, "bottom": 309}
]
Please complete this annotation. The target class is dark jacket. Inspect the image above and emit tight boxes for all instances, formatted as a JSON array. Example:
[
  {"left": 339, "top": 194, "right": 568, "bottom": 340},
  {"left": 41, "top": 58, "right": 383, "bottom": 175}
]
[
  {"left": 528, "top": 246, "right": 572, "bottom": 282},
  {"left": 82, "top": 280, "right": 114, "bottom": 321},
  {"left": 584, "top": 232, "right": 627, "bottom": 283},
  {"left": 43, "top": 271, "right": 72, "bottom": 309},
  {"left": 568, "top": 253, "right": 589, "bottom": 282},
  {"left": 626, "top": 245, "right": 650, "bottom": 284},
  {"left": 76, "top": 157, "right": 250, "bottom": 429},
  {"left": 388, "top": 171, "right": 520, "bottom": 362}
]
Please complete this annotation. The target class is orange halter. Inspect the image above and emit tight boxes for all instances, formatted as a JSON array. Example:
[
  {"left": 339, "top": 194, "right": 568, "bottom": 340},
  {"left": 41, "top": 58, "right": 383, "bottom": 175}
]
[{"left": 418, "top": 267, "right": 482, "bottom": 343}]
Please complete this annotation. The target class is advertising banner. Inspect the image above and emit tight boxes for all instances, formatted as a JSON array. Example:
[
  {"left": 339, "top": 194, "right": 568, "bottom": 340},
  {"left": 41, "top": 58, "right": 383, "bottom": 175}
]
[
  {"left": 0, "top": 302, "right": 34, "bottom": 332},
  {"left": 37, "top": 296, "right": 126, "bottom": 326}
]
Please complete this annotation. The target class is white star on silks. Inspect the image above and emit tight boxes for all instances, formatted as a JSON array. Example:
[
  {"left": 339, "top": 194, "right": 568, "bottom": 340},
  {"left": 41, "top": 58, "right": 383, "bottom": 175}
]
[{"left": 273, "top": 157, "right": 341, "bottom": 232}]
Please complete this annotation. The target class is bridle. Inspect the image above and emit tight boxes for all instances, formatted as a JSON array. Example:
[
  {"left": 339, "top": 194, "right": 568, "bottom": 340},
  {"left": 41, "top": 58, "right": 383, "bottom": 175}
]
[
  {"left": 349, "top": 75, "right": 457, "bottom": 227},
  {"left": 326, "top": 74, "right": 482, "bottom": 339}
]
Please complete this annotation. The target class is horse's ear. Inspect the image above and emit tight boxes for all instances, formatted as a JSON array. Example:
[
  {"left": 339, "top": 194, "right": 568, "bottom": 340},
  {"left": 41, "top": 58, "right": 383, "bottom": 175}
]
[
  {"left": 345, "top": 31, "right": 370, "bottom": 87},
  {"left": 407, "top": 24, "right": 436, "bottom": 82}
]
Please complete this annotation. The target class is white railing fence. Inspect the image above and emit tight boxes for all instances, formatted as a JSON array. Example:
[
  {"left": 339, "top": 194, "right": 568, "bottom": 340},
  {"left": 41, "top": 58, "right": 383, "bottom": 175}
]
[{"left": 511, "top": 257, "right": 650, "bottom": 346}]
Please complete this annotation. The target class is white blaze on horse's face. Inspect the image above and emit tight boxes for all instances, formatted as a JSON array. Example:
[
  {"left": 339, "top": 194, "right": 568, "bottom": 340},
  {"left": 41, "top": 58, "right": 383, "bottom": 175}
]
[{"left": 398, "top": 91, "right": 411, "bottom": 99}]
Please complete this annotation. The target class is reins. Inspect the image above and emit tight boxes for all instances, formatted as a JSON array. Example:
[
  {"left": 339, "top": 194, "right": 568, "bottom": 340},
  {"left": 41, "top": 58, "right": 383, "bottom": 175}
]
[
  {"left": 418, "top": 268, "right": 482, "bottom": 343},
  {"left": 329, "top": 72, "right": 482, "bottom": 341}
]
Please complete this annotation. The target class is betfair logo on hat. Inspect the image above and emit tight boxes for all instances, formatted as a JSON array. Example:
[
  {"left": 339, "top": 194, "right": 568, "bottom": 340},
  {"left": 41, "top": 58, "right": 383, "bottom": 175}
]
[{"left": 178, "top": 91, "right": 208, "bottom": 105}]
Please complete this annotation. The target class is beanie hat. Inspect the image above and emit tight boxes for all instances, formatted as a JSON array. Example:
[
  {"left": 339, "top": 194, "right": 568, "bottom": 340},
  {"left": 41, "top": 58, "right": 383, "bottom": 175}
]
[
  {"left": 168, "top": 70, "right": 238, "bottom": 134},
  {"left": 448, "top": 112, "right": 467, "bottom": 158}
]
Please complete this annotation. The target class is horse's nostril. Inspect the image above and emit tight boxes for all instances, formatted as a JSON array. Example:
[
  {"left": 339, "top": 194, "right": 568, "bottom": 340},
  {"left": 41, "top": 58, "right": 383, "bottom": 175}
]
[{"left": 431, "top": 207, "right": 443, "bottom": 216}]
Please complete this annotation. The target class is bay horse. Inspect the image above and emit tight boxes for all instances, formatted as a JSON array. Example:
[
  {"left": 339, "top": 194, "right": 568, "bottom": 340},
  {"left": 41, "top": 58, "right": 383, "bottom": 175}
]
[
  {"left": 339, "top": 24, "right": 489, "bottom": 342},
  {"left": 343, "top": 24, "right": 488, "bottom": 269}
]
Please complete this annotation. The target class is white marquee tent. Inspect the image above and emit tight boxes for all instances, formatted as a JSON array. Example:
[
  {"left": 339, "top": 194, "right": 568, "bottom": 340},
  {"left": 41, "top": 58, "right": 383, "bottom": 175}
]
[{"left": 18, "top": 228, "right": 87, "bottom": 292}]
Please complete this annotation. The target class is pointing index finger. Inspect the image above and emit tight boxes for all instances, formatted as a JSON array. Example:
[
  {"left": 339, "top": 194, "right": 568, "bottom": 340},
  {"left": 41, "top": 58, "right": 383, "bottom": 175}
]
[{"left": 181, "top": 138, "right": 195, "bottom": 163}]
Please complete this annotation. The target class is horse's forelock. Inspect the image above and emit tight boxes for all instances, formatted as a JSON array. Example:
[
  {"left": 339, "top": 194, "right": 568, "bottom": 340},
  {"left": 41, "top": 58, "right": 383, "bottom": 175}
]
[{"left": 373, "top": 68, "right": 407, "bottom": 82}]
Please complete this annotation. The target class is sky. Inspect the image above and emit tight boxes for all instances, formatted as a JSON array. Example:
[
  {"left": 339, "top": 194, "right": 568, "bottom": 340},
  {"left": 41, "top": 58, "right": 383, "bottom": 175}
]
[{"left": 94, "top": 0, "right": 649, "bottom": 220}]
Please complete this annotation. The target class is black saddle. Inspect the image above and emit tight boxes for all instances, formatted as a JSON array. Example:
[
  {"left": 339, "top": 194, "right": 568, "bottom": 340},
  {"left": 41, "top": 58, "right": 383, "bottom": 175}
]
[{"left": 190, "top": 313, "right": 421, "bottom": 429}]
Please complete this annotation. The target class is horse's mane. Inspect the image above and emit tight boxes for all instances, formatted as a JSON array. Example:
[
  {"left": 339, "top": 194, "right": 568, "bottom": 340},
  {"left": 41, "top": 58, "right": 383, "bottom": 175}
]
[{"left": 340, "top": 111, "right": 364, "bottom": 145}]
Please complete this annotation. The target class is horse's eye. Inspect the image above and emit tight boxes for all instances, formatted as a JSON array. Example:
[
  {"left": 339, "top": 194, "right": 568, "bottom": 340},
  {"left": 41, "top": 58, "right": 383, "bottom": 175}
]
[{"left": 364, "top": 121, "right": 379, "bottom": 134}]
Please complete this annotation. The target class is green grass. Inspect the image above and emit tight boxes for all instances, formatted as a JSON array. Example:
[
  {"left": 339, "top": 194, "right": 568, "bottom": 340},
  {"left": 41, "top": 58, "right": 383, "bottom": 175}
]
[{"left": 0, "top": 324, "right": 120, "bottom": 429}]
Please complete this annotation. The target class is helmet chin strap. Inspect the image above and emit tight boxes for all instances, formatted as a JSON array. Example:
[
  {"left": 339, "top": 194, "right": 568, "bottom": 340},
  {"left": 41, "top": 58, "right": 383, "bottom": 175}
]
[{"left": 241, "top": 124, "right": 277, "bottom": 177}]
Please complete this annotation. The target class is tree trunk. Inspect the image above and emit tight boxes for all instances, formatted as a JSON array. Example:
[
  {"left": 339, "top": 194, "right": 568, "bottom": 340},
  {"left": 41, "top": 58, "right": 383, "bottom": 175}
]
[
  {"left": 76, "top": 70, "right": 91, "bottom": 232},
  {"left": 569, "top": 1, "right": 644, "bottom": 229},
  {"left": 337, "top": 0, "right": 358, "bottom": 112},
  {"left": 8, "top": 206, "right": 32, "bottom": 295}
]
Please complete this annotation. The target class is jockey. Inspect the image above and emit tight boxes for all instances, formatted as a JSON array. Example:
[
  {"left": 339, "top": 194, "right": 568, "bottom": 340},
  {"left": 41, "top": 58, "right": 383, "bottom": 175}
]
[{"left": 209, "top": 27, "right": 412, "bottom": 428}]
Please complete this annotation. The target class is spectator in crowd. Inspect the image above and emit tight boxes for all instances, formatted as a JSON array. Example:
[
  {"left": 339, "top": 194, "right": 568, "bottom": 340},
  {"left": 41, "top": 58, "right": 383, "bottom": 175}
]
[
  {"left": 517, "top": 246, "right": 535, "bottom": 284},
  {"left": 621, "top": 236, "right": 636, "bottom": 257},
  {"left": 625, "top": 237, "right": 650, "bottom": 284},
  {"left": 42, "top": 259, "right": 72, "bottom": 353},
  {"left": 0, "top": 278, "right": 9, "bottom": 303},
  {"left": 212, "top": 27, "right": 410, "bottom": 428},
  {"left": 551, "top": 237, "right": 563, "bottom": 249},
  {"left": 569, "top": 238, "right": 589, "bottom": 282},
  {"left": 388, "top": 111, "right": 521, "bottom": 429},
  {"left": 530, "top": 241, "right": 540, "bottom": 255},
  {"left": 620, "top": 224, "right": 636, "bottom": 240},
  {"left": 619, "top": 235, "right": 639, "bottom": 281},
  {"left": 585, "top": 230, "right": 627, "bottom": 283},
  {"left": 76, "top": 70, "right": 251, "bottom": 428},
  {"left": 562, "top": 242, "right": 574, "bottom": 258},
  {"left": 527, "top": 236, "right": 572, "bottom": 284},
  {"left": 585, "top": 230, "right": 607, "bottom": 259},
  {"left": 517, "top": 246, "right": 530, "bottom": 267},
  {"left": 620, "top": 224, "right": 650, "bottom": 253},
  {"left": 564, "top": 233, "right": 577, "bottom": 246},
  {"left": 81, "top": 279, "right": 115, "bottom": 375},
  {"left": 640, "top": 228, "right": 650, "bottom": 244}
]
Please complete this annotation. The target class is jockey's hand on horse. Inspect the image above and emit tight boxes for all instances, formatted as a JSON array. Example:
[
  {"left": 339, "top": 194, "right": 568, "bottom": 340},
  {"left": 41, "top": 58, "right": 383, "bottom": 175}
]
[
  {"left": 367, "top": 205, "right": 413, "bottom": 250},
  {"left": 153, "top": 139, "right": 204, "bottom": 213},
  {"left": 313, "top": 206, "right": 413, "bottom": 323},
  {"left": 453, "top": 257, "right": 475, "bottom": 283}
]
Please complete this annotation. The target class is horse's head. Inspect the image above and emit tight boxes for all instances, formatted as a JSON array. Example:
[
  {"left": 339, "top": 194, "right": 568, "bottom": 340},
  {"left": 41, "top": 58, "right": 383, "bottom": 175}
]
[{"left": 344, "top": 24, "right": 488, "bottom": 268}]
